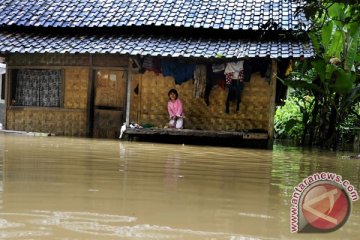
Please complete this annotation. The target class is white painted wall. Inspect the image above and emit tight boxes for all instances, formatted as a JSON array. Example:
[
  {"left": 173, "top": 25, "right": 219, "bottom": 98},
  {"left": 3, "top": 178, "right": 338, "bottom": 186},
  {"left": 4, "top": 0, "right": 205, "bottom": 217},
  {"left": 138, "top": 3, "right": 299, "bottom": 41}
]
[
  {"left": 0, "top": 63, "right": 5, "bottom": 75},
  {"left": 0, "top": 63, "right": 5, "bottom": 103}
]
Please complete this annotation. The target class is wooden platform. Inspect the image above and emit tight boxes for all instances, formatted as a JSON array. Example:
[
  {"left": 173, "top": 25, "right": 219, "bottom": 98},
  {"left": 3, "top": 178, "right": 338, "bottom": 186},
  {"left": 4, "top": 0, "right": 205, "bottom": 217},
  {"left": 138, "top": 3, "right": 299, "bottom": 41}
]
[
  {"left": 124, "top": 128, "right": 270, "bottom": 148},
  {"left": 125, "top": 128, "right": 267, "bottom": 139}
]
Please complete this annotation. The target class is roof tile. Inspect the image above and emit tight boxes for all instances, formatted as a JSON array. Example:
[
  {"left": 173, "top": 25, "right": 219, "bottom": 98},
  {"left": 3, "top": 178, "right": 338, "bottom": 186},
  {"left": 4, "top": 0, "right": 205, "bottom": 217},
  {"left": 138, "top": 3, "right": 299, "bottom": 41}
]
[
  {"left": 0, "top": 0, "right": 308, "bottom": 30},
  {"left": 0, "top": 32, "right": 314, "bottom": 59}
]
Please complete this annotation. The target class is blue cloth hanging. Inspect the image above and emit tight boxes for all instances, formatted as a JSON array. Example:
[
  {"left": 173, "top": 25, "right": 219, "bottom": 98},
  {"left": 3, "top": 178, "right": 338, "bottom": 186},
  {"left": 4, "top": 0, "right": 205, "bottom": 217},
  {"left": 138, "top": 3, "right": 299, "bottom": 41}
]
[{"left": 161, "top": 60, "right": 195, "bottom": 85}]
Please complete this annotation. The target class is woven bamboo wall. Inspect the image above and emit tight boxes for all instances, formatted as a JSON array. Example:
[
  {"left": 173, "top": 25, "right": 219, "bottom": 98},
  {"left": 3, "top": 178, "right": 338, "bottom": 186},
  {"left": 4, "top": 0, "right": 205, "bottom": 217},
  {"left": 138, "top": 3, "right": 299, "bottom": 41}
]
[
  {"left": 64, "top": 68, "right": 89, "bottom": 109},
  {"left": 7, "top": 53, "right": 89, "bottom": 66},
  {"left": 130, "top": 70, "right": 272, "bottom": 131},
  {"left": 6, "top": 66, "right": 89, "bottom": 136},
  {"left": 92, "top": 54, "right": 128, "bottom": 67},
  {"left": 6, "top": 108, "right": 87, "bottom": 136}
]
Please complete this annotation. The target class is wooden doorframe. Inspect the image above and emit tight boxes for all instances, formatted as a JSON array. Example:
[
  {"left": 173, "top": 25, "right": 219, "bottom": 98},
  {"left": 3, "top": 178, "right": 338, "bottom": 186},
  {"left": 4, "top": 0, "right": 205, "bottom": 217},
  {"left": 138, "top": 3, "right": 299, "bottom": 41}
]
[
  {"left": 91, "top": 68, "right": 127, "bottom": 138},
  {"left": 86, "top": 53, "right": 128, "bottom": 137}
]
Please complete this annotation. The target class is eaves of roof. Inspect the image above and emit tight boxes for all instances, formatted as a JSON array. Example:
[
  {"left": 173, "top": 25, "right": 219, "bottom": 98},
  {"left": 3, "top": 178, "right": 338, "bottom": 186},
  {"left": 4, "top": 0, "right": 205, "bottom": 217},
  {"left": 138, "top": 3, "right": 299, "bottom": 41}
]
[{"left": 0, "top": 31, "right": 314, "bottom": 59}]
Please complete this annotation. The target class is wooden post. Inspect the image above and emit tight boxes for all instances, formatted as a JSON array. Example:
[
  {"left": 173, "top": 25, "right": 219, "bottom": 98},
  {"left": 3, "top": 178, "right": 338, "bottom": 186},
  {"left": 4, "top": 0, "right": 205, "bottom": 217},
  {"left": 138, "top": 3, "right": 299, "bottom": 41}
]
[
  {"left": 3, "top": 58, "right": 9, "bottom": 130},
  {"left": 267, "top": 59, "right": 277, "bottom": 149},
  {"left": 86, "top": 54, "right": 94, "bottom": 137},
  {"left": 125, "top": 57, "right": 132, "bottom": 126}
]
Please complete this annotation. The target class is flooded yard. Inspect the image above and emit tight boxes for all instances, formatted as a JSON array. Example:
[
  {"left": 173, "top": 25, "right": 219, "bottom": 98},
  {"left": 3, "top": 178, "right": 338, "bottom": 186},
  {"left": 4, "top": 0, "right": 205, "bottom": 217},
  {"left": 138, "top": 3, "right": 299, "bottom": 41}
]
[{"left": 0, "top": 134, "right": 359, "bottom": 239}]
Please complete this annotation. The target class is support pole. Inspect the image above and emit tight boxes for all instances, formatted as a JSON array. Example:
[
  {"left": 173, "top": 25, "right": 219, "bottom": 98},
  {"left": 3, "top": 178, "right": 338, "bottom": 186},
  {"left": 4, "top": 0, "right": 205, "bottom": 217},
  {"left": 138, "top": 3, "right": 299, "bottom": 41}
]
[
  {"left": 86, "top": 54, "right": 94, "bottom": 137},
  {"left": 267, "top": 59, "right": 277, "bottom": 149},
  {"left": 125, "top": 57, "right": 132, "bottom": 126}
]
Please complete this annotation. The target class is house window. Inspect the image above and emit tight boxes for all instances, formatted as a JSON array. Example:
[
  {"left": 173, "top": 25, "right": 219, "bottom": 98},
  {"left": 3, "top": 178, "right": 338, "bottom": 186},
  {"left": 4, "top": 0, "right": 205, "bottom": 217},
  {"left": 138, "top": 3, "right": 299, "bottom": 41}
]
[{"left": 13, "top": 69, "right": 62, "bottom": 107}]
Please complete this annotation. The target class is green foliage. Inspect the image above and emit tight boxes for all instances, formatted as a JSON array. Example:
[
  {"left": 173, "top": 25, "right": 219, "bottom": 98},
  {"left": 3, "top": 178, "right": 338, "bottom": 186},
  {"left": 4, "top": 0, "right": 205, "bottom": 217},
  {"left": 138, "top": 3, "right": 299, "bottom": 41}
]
[
  {"left": 274, "top": 95, "right": 314, "bottom": 144},
  {"left": 339, "top": 103, "right": 360, "bottom": 143},
  {"left": 275, "top": 98, "right": 303, "bottom": 142},
  {"left": 279, "top": 1, "right": 360, "bottom": 149}
]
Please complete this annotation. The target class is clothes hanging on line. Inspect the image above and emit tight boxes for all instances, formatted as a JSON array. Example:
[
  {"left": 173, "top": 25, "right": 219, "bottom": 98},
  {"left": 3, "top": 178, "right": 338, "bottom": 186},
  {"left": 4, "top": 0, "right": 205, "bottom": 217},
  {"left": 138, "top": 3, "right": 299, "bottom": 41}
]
[
  {"left": 226, "top": 79, "right": 244, "bottom": 114},
  {"left": 204, "top": 64, "right": 226, "bottom": 106},
  {"left": 224, "top": 61, "right": 244, "bottom": 85},
  {"left": 161, "top": 60, "right": 195, "bottom": 85},
  {"left": 142, "top": 56, "right": 161, "bottom": 75},
  {"left": 243, "top": 59, "right": 271, "bottom": 82}
]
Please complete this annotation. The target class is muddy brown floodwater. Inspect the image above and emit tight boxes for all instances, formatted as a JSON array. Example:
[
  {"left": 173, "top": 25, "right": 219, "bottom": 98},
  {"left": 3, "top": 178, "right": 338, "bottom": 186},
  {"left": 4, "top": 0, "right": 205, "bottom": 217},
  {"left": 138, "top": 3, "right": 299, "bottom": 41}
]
[{"left": 0, "top": 134, "right": 359, "bottom": 239}]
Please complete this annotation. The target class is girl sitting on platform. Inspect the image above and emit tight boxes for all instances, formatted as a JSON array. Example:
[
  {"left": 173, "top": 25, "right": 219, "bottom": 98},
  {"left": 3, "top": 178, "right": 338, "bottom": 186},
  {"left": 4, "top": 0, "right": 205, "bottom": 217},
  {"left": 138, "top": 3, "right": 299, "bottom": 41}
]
[{"left": 167, "top": 89, "right": 184, "bottom": 129}]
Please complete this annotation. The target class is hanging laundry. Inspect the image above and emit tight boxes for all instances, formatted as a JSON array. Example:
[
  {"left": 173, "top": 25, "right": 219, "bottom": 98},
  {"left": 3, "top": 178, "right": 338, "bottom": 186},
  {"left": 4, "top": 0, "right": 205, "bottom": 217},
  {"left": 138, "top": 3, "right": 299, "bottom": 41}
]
[
  {"left": 225, "top": 77, "right": 244, "bottom": 114},
  {"left": 142, "top": 56, "right": 161, "bottom": 74},
  {"left": 204, "top": 64, "right": 226, "bottom": 106},
  {"left": 212, "top": 63, "right": 226, "bottom": 72},
  {"left": 225, "top": 73, "right": 233, "bottom": 85},
  {"left": 276, "top": 58, "right": 292, "bottom": 104},
  {"left": 210, "top": 63, "right": 226, "bottom": 89},
  {"left": 243, "top": 59, "right": 271, "bottom": 82},
  {"left": 224, "top": 61, "right": 244, "bottom": 85},
  {"left": 161, "top": 60, "right": 195, "bottom": 85},
  {"left": 193, "top": 65, "right": 207, "bottom": 98}
]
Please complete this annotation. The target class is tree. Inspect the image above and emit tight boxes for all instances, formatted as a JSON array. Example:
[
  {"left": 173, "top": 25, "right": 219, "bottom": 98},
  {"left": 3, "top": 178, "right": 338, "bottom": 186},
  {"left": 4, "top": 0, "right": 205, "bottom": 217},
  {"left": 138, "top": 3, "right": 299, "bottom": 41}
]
[{"left": 279, "top": 1, "right": 360, "bottom": 149}]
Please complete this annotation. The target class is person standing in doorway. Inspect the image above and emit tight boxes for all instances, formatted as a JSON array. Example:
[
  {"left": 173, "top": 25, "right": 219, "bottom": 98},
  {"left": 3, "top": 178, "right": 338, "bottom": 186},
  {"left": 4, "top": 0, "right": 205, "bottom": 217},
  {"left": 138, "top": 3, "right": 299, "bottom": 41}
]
[{"left": 167, "top": 89, "right": 184, "bottom": 129}]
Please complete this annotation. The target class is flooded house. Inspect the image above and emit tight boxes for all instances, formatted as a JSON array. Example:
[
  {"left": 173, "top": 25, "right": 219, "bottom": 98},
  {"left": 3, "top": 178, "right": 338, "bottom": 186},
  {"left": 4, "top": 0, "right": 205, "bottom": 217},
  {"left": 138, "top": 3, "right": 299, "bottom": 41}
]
[{"left": 0, "top": 0, "right": 313, "bottom": 148}]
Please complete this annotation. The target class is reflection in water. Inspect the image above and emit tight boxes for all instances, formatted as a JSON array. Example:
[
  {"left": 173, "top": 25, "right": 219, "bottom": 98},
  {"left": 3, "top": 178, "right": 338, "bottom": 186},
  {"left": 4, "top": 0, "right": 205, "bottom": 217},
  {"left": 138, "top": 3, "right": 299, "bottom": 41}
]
[
  {"left": 164, "top": 153, "right": 182, "bottom": 189},
  {"left": 0, "top": 134, "right": 358, "bottom": 239}
]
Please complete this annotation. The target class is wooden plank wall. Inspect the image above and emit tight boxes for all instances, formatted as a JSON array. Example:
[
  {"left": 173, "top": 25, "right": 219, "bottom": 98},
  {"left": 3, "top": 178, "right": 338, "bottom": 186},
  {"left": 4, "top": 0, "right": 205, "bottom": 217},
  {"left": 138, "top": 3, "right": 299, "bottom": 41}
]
[
  {"left": 92, "top": 70, "right": 126, "bottom": 138},
  {"left": 130, "top": 70, "right": 272, "bottom": 131},
  {"left": 94, "top": 70, "right": 125, "bottom": 107}
]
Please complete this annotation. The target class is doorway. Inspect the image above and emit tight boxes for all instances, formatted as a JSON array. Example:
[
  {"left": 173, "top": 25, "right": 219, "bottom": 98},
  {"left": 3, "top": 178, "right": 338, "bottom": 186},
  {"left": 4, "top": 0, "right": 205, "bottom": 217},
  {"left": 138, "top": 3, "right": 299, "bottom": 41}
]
[{"left": 93, "top": 70, "right": 126, "bottom": 138}]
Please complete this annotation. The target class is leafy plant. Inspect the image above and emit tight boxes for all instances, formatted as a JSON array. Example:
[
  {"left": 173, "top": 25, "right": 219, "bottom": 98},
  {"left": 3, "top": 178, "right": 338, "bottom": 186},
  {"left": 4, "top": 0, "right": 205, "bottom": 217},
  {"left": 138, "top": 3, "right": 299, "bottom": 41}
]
[
  {"left": 275, "top": 94, "right": 314, "bottom": 144},
  {"left": 279, "top": 1, "right": 360, "bottom": 149}
]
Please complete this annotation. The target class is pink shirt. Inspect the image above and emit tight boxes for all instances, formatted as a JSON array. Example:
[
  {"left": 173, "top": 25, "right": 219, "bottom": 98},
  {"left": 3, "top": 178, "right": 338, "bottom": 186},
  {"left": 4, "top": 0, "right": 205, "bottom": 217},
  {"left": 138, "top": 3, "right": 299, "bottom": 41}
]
[{"left": 168, "top": 99, "right": 184, "bottom": 118}]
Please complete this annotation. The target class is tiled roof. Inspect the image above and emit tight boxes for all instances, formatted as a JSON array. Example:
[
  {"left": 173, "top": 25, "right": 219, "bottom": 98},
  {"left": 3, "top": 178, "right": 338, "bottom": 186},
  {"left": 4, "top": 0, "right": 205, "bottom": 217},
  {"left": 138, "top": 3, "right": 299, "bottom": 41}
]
[
  {"left": 0, "top": 0, "right": 308, "bottom": 30},
  {"left": 0, "top": 32, "right": 314, "bottom": 58}
]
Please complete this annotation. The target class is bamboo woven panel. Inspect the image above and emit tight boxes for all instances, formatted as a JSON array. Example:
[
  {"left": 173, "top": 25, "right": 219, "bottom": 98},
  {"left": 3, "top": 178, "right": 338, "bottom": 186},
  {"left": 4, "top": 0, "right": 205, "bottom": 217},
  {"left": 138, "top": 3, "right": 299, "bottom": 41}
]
[
  {"left": 5, "top": 109, "right": 15, "bottom": 130},
  {"left": 94, "top": 70, "right": 126, "bottom": 107},
  {"left": 131, "top": 70, "right": 273, "bottom": 131},
  {"left": 24, "top": 110, "right": 41, "bottom": 132},
  {"left": 6, "top": 108, "right": 87, "bottom": 136},
  {"left": 92, "top": 54, "right": 128, "bottom": 67},
  {"left": 8, "top": 53, "right": 89, "bottom": 66},
  {"left": 140, "top": 114, "right": 169, "bottom": 128},
  {"left": 64, "top": 68, "right": 89, "bottom": 109}
]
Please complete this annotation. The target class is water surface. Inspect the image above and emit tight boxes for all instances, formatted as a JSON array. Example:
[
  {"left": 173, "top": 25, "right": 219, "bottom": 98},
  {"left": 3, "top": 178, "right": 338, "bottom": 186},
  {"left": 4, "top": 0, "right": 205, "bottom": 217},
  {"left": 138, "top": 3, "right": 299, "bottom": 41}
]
[{"left": 0, "top": 134, "right": 359, "bottom": 239}]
